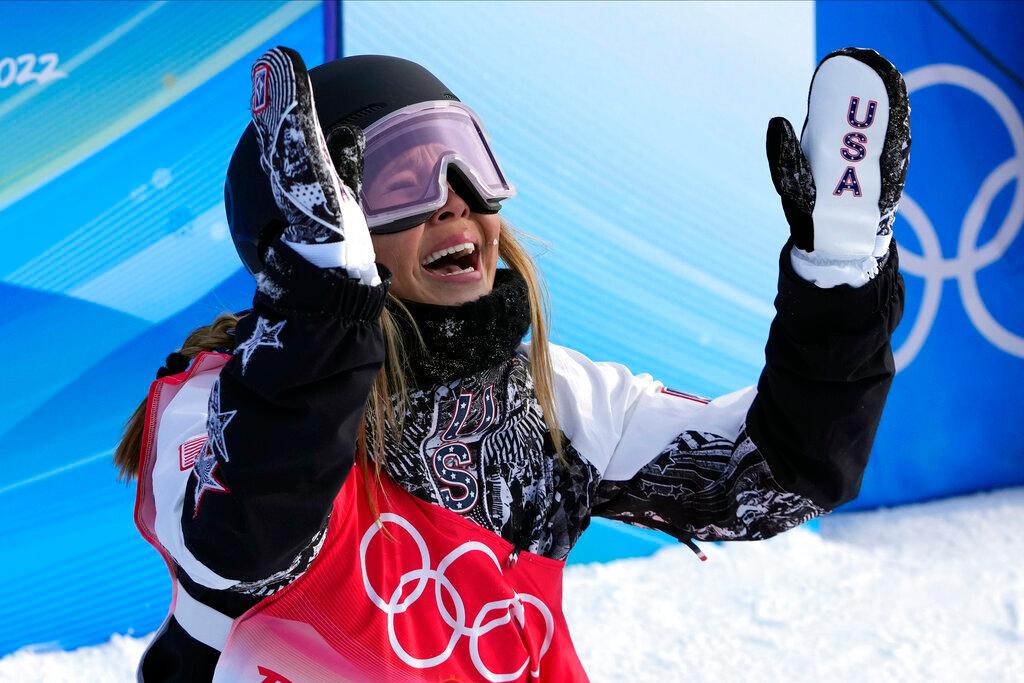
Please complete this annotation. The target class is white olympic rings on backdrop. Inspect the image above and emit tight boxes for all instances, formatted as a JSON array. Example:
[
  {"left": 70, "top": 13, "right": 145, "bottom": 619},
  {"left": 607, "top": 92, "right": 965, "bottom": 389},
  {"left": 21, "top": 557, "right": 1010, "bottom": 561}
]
[
  {"left": 359, "top": 513, "right": 554, "bottom": 682},
  {"left": 895, "top": 64, "right": 1024, "bottom": 370}
]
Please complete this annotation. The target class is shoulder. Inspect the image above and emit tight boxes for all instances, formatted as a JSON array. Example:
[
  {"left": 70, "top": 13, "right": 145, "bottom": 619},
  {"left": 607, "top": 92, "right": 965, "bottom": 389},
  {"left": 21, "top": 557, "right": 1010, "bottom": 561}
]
[
  {"left": 138, "top": 351, "right": 238, "bottom": 590},
  {"left": 520, "top": 342, "right": 650, "bottom": 474},
  {"left": 141, "top": 352, "right": 232, "bottom": 499},
  {"left": 521, "top": 342, "right": 642, "bottom": 396},
  {"left": 147, "top": 353, "right": 231, "bottom": 428}
]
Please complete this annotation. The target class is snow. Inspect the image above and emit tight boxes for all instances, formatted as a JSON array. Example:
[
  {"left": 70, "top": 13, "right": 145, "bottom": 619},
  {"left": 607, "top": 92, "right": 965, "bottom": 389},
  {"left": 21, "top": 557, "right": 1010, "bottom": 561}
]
[
  {"left": 3, "top": 487, "right": 1022, "bottom": 682},
  {"left": 0, "top": 635, "right": 150, "bottom": 683}
]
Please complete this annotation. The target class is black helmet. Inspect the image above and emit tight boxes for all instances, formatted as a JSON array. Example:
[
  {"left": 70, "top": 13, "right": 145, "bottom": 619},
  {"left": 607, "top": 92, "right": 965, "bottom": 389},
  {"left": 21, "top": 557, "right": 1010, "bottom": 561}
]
[{"left": 225, "top": 55, "right": 460, "bottom": 275}]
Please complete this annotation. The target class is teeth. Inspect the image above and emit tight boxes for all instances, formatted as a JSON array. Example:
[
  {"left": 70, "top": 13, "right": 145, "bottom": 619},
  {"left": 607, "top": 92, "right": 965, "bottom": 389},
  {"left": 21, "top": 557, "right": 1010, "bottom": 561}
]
[
  {"left": 440, "top": 266, "right": 476, "bottom": 276},
  {"left": 422, "top": 242, "right": 475, "bottom": 267}
]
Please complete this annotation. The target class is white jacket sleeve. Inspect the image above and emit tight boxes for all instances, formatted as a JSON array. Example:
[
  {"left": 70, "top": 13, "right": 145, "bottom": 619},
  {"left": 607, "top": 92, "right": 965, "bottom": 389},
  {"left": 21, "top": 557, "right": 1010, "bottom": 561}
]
[{"left": 547, "top": 343, "right": 826, "bottom": 543}]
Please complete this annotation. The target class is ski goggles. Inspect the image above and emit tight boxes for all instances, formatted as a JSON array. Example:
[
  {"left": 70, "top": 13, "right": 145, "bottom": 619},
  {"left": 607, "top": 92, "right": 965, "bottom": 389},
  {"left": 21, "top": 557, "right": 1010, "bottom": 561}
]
[{"left": 358, "top": 101, "right": 516, "bottom": 233}]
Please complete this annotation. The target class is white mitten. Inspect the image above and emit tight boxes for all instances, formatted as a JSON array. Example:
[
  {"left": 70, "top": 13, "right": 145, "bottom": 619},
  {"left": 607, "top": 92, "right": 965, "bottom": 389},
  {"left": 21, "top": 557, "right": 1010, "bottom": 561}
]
[{"left": 766, "top": 47, "right": 911, "bottom": 288}]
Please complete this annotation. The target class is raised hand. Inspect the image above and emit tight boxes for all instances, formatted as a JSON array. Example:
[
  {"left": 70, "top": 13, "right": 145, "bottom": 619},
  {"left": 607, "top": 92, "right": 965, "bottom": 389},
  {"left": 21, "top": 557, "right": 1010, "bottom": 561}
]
[
  {"left": 767, "top": 48, "right": 910, "bottom": 285},
  {"left": 249, "top": 46, "right": 376, "bottom": 280}
]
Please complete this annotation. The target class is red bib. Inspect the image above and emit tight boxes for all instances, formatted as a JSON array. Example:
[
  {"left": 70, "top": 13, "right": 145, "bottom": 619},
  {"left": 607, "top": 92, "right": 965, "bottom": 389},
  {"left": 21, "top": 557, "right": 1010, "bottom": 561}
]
[
  {"left": 215, "top": 470, "right": 587, "bottom": 682},
  {"left": 136, "top": 354, "right": 588, "bottom": 682}
]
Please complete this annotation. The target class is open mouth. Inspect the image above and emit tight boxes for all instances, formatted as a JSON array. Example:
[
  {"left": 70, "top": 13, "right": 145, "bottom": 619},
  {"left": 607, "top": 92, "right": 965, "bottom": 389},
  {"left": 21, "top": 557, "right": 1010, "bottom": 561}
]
[{"left": 421, "top": 241, "right": 480, "bottom": 278}]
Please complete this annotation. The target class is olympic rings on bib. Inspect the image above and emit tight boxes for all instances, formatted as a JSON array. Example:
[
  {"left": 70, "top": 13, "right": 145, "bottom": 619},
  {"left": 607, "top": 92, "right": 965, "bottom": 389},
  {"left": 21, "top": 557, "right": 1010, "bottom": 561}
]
[{"left": 359, "top": 513, "right": 555, "bottom": 683}]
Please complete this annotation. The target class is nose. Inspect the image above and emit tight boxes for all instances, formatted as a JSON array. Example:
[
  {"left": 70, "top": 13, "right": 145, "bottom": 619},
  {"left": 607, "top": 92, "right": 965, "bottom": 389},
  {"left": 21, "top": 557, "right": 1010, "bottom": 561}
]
[{"left": 428, "top": 182, "right": 470, "bottom": 224}]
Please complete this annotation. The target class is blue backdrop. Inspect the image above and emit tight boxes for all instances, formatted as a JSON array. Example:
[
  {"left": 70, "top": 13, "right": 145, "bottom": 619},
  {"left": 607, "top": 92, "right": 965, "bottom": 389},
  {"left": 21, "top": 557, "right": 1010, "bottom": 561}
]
[
  {"left": 817, "top": 1, "right": 1024, "bottom": 510},
  {"left": 0, "top": 0, "right": 1020, "bottom": 656}
]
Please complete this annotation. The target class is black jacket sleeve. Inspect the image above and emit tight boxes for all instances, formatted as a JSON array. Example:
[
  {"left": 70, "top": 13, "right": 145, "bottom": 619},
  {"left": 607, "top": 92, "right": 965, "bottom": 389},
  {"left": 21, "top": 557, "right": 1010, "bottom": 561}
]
[
  {"left": 180, "top": 238, "right": 388, "bottom": 587},
  {"left": 746, "top": 240, "right": 905, "bottom": 509},
  {"left": 593, "top": 240, "right": 904, "bottom": 543}
]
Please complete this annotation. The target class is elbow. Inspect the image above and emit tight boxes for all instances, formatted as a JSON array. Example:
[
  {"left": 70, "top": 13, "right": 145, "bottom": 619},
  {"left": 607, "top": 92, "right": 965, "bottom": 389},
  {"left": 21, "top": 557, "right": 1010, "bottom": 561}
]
[
  {"left": 821, "top": 474, "right": 863, "bottom": 509},
  {"left": 759, "top": 441, "right": 871, "bottom": 510},
  {"left": 800, "top": 448, "right": 869, "bottom": 509}
]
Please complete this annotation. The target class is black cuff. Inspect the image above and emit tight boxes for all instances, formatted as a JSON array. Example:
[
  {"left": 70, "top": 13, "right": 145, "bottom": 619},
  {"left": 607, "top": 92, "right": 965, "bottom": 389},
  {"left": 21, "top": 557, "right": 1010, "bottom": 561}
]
[
  {"left": 776, "top": 238, "right": 903, "bottom": 334},
  {"left": 253, "top": 236, "right": 390, "bottom": 321}
]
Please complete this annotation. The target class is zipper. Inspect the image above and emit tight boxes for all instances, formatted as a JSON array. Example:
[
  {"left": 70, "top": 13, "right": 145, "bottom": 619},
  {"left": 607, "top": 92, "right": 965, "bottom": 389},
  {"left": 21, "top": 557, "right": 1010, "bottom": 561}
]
[{"left": 682, "top": 537, "right": 707, "bottom": 562}]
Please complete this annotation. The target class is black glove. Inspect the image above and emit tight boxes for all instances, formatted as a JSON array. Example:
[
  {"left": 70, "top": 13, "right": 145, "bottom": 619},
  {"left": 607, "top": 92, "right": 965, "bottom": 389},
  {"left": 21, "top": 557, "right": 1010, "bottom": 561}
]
[
  {"left": 325, "top": 121, "right": 367, "bottom": 198},
  {"left": 767, "top": 47, "right": 910, "bottom": 284},
  {"left": 249, "top": 46, "right": 376, "bottom": 281}
]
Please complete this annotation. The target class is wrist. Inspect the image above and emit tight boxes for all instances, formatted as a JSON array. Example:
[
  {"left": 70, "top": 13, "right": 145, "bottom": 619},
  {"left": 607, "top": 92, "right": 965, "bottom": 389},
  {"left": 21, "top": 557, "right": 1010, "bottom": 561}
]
[{"left": 789, "top": 246, "right": 882, "bottom": 289}]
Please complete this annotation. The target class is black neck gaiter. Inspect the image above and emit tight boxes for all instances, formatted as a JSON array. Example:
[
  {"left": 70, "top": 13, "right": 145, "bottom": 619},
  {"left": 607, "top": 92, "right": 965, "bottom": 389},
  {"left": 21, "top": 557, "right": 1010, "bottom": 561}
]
[{"left": 390, "top": 269, "right": 531, "bottom": 388}]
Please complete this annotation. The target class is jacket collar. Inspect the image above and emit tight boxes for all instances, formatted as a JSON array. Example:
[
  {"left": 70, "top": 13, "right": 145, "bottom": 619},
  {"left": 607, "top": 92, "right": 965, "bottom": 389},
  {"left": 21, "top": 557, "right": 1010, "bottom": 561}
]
[{"left": 391, "top": 269, "right": 531, "bottom": 388}]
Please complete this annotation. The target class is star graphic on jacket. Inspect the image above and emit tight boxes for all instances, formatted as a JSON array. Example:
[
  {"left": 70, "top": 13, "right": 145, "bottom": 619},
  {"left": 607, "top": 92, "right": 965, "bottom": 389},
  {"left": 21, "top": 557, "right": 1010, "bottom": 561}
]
[
  {"left": 236, "top": 315, "right": 286, "bottom": 372},
  {"left": 192, "top": 444, "right": 229, "bottom": 517},
  {"left": 207, "top": 380, "right": 237, "bottom": 463}
]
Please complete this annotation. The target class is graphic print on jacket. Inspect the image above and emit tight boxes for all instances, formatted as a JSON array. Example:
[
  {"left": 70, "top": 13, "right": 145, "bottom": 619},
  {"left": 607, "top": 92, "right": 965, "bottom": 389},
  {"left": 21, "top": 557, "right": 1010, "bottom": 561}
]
[
  {"left": 592, "top": 427, "right": 826, "bottom": 542},
  {"left": 381, "top": 352, "right": 599, "bottom": 561},
  {"left": 378, "top": 347, "right": 828, "bottom": 563}
]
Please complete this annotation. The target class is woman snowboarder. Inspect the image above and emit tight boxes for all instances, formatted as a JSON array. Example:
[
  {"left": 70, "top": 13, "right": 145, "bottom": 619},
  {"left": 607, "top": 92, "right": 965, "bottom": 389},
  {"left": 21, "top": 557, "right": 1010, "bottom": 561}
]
[{"left": 118, "top": 45, "right": 908, "bottom": 681}]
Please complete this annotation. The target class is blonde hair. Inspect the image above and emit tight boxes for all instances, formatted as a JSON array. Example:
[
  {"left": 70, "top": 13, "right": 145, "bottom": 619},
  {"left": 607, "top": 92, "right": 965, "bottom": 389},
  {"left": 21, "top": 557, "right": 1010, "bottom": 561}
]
[{"left": 115, "top": 220, "right": 563, "bottom": 498}]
